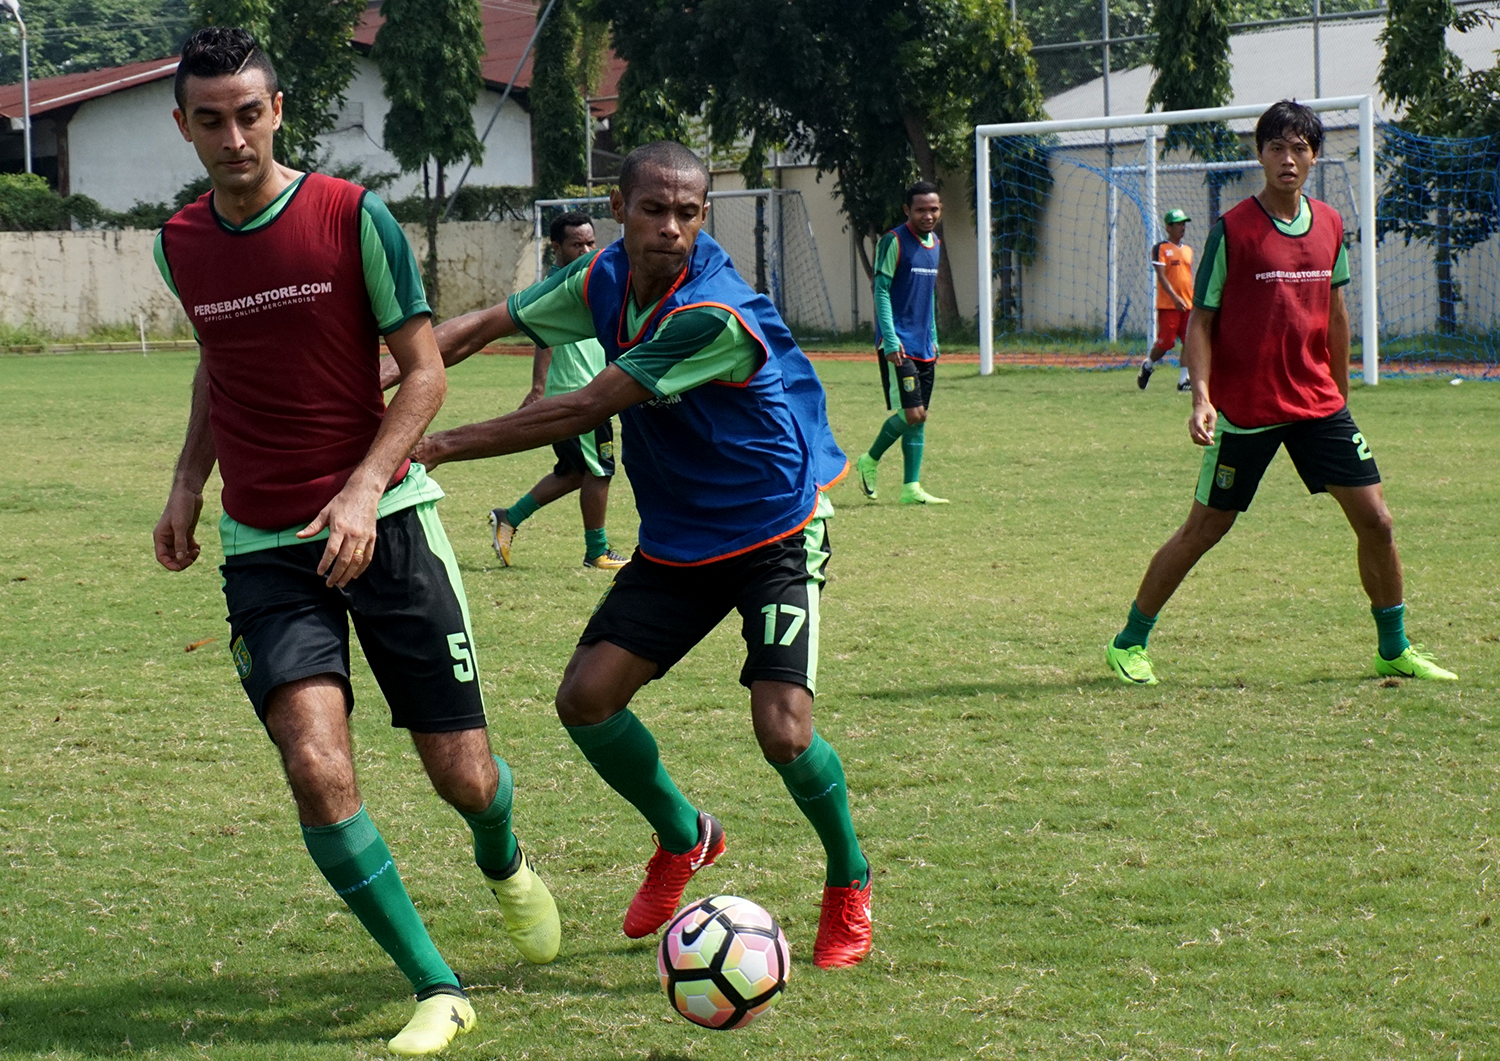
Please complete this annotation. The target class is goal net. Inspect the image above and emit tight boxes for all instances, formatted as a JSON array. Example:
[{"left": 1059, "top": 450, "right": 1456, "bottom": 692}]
[
  {"left": 975, "top": 98, "right": 1380, "bottom": 379},
  {"left": 532, "top": 188, "right": 838, "bottom": 334}
]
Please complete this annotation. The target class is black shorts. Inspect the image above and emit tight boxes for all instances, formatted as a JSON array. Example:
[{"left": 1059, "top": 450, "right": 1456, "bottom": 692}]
[
  {"left": 1195, "top": 406, "right": 1382, "bottom": 512},
  {"left": 880, "top": 353, "right": 935, "bottom": 412},
  {"left": 552, "top": 419, "right": 615, "bottom": 479},
  {"left": 220, "top": 503, "right": 487, "bottom": 733},
  {"left": 578, "top": 496, "right": 833, "bottom": 694}
]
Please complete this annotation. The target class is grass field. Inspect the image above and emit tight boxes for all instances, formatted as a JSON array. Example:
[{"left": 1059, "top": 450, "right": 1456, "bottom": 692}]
[{"left": 1, "top": 353, "right": 1496, "bottom": 1061}]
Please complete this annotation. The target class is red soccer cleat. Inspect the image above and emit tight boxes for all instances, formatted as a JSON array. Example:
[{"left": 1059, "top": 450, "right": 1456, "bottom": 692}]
[
  {"left": 814, "top": 875, "right": 873, "bottom": 969},
  {"left": 622, "top": 812, "right": 725, "bottom": 939}
]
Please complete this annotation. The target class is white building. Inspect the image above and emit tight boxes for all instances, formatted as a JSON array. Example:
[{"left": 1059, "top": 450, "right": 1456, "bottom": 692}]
[{"left": 0, "top": 2, "right": 622, "bottom": 210}]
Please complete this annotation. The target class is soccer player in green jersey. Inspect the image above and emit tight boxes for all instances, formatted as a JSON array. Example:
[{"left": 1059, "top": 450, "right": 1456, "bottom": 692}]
[
  {"left": 1105, "top": 100, "right": 1456, "bottom": 686},
  {"left": 490, "top": 212, "right": 629, "bottom": 570},
  {"left": 152, "top": 29, "right": 559, "bottom": 1056},
  {"left": 855, "top": 181, "right": 948, "bottom": 505}
]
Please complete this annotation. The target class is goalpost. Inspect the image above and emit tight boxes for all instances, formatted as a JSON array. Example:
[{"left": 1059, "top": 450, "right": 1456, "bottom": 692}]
[{"left": 974, "top": 96, "right": 1379, "bottom": 383}]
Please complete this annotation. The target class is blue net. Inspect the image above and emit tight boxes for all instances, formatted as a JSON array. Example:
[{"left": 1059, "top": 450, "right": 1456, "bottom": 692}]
[
  {"left": 984, "top": 117, "right": 1500, "bottom": 377},
  {"left": 1375, "top": 126, "right": 1500, "bottom": 375}
]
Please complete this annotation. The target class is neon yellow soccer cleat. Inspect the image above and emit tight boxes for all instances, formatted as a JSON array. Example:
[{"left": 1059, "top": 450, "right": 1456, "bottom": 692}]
[
  {"left": 486, "top": 849, "right": 561, "bottom": 964},
  {"left": 899, "top": 483, "right": 949, "bottom": 505},
  {"left": 855, "top": 453, "right": 880, "bottom": 500},
  {"left": 388, "top": 992, "right": 475, "bottom": 1057},
  {"left": 1374, "top": 645, "right": 1457, "bottom": 681},
  {"left": 1106, "top": 641, "right": 1159, "bottom": 686}
]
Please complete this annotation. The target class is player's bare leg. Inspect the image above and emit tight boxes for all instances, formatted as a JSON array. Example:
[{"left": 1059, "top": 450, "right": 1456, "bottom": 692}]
[
  {"left": 1133, "top": 501, "right": 1239, "bottom": 617},
  {"left": 265, "top": 677, "right": 471, "bottom": 1050},
  {"left": 1325, "top": 483, "right": 1401, "bottom": 609}
]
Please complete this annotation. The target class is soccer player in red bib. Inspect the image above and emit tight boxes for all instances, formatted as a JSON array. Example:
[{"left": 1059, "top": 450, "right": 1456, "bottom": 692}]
[
  {"left": 1138, "top": 208, "right": 1194, "bottom": 391},
  {"left": 1105, "top": 100, "right": 1456, "bottom": 686},
  {"left": 151, "top": 29, "right": 560, "bottom": 1055}
]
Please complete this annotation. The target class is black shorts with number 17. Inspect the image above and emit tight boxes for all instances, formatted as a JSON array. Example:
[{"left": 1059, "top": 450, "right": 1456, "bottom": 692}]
[{"left": 1195, "top": 405, "right": 1382, "bottom": 512}]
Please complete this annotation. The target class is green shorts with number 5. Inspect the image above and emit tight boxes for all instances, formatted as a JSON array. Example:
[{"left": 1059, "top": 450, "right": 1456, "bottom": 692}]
[
  {"left": 1195, "top": 405, "right": 1381, "bottom": 512},
  {"left": 220, "top": 501, "right": 486, "bottom": 733}
]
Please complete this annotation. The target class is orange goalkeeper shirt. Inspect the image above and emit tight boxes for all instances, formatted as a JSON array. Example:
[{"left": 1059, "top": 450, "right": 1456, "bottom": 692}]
[{"left": 1152, "top": 239, "right": 1194, "bottom": 310}]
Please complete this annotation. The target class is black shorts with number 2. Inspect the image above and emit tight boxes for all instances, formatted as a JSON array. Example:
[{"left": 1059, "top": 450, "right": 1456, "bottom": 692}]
[
  {"left": 1196, "top": 405, "right": 1382, "bottom": 512},
  {"left": 220, "top": 503, "right": 486, "bottom": 734}
]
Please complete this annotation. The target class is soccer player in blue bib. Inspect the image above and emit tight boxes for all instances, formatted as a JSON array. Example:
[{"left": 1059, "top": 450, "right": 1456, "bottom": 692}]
[
  {"left": 854, "top": 181, "right": 949, "bottom": 505},
  {"left": 389, "top": 142, "right": 874, "bottom": 968}
]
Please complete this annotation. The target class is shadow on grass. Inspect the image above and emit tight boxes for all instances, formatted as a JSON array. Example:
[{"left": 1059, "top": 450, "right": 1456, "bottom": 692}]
[
  {"left": 0, "top": 961, "right": 658, "bottom": 1056},
  {"left": 852, "top": 676, "right": 1114, "bottom": 701}
]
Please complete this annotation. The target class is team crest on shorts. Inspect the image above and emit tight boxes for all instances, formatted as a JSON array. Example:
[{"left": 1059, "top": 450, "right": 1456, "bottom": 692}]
[
  {"left": 902, "top": 377, "right": 916, "bottom": 392},
  {"left": 231, "top": 636, "right": 252, "bottom": 679},
  {"left": 1215, "top": 465, "right": 1236, "bottom": 490},
  {"left": 599, "top": 441, "right": 614, "bottom": 460}
]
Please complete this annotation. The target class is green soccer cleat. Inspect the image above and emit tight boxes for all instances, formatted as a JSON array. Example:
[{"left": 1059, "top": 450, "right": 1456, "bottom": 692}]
[
  {"left": 1374, "top": 645, "right": 1457, "bottom": 681},
  {"left": 488, "top": 509, "right": 517, "bottom": 567},
  {"left": 855, "top": 453, "right": 879, "bottom": 500},
  {"left": 1106, "top": 641, "right": 1159, "bottom": 685},
  {"left": 485, "top": 848, "right": 561, "bottom": 963},
  {"left": 388, "top": 991, "right": 475, "bottom": 1056},
  {"left": 899, "top": 483, "right": 949, "bottom": 505}
]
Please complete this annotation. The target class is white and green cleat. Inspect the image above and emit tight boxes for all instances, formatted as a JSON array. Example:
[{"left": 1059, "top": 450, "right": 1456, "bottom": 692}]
[
  {"left": 389, "top": 992, "right": 475, "bottom": 1057},
  {"left": 1374, "top": 645, "right": 1457, "bottom": 681},
  {"left": 855, "top": 453, "right": 880, "bottom": 500},
  {"left": 1106, "top": 641, "right": 1159, "bottom": 686},
  {"left": 486, "top": 848, "right": 561, "bottom": 964},
  {"left": 900, "top": 482, "right": 949, "bottom": 505}
]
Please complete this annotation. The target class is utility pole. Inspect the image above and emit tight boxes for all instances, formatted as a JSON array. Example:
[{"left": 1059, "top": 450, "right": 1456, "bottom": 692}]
[{"left": 1, "top": 0, "right": 31, "bottom": 175}]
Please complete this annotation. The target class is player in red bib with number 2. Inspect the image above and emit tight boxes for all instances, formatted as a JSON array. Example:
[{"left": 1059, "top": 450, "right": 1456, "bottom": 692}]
[{"left": 1105, "top": 100, "right": 1456, "bottom": 686}]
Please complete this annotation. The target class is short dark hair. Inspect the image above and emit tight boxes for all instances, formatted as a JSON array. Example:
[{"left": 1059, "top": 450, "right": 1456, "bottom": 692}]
[
  {"left": 550, "top": 211, "right": 595, "bottom": 244},
  {"left": 174, "top": 27, "right": 279, "bottom": 109},
  {"left": 905, "top": 180, "right": 941, "bottom": 205},
  {"left": 618, "top": 141, "right": 709, "bottom": 203},
  {"left": 1255, "top": 100, "right": 1323, "bottom": 155}
]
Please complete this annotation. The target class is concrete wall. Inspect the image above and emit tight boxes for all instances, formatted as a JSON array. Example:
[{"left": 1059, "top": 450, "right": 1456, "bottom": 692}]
[{"left": 0, "top": 219, "right": 537, "bottom": 336}]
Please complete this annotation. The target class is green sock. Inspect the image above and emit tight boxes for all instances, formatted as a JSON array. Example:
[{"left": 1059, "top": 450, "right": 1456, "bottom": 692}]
[
  {"left": 506, "top": 493, "right": 541, "bottom": 528},
  {"left": 584, "top": 527, "right": 609, "bottom": 561},
  {"left": 458, "top": 754, "right": 518, "bottom": 878},
  {"left": 771, "top": 734, "right": 868, "bottom": 888},
  {"left": 302, "top": 806, "right": 457, "bottom": 995},
  {"left": 1113, "top": 600, "right": 1158, "bottom": 650},
  {"left": 901, "top": 422, "right": 925, "bottom": 484},
  {"left": 868, "top": 414, "right": 906, "bottom": 461},
  {"left": 566, "top": 709, "right": 700, "bottom": 853},
  {"left": 1373, "top": 602, "right": 1411, "bottom": 661}
]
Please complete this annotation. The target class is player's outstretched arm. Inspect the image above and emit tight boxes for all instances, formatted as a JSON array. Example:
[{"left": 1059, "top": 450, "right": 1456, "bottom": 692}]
[
  {"left": 1328, "top": 286, "right": 1351, "bottom": 399},
  {"left": 300, "top": 315, "right": 446, "bottom": 588},
  {"left": 1184, "top": 307, "right": 1217, "bottom": 446},
  {"left": 154, "top": 357, "right": 216, "bottom": 572},
  {"left": 378, "top": 301, "right": 522, "bottom": 389},
  {"left": 415, "top": 364, "right": 650, "bottom": 470}
]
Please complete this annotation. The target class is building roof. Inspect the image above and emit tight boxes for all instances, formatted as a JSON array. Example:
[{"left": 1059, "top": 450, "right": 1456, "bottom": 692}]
[
  {"left": 0, "top": 2, "right": 625, "bottom": 119},
  {"left": 1044, "top": 16, "right": 1500, "bottom": 131},
  {"left": 352, "top": 0, "right": 625, "bottom": 117},
  {"left": 0, "top": 56, "right": 178, "bottom": 119}
]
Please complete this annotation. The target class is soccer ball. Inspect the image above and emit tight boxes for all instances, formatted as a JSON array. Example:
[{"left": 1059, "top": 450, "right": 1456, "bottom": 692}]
[{"left": 658, "top": 894, "right": 790, "bottom": 1030}]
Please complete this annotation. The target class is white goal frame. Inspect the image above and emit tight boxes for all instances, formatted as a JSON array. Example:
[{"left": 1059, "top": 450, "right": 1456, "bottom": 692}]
[{"left": 974, "top": 96, "right": 1379, "bottom": 384}]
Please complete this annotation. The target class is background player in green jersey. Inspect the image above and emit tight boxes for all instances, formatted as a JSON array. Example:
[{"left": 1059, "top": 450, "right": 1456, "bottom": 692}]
[
  {"left": 152, "top": 29, "right": 559, "bottom": 1056},
  {"left": 489, "top": 212, "right": 629, "bottom": 571},
  {"left": 1105, "top": 101, "right": 1456, "bottom": 687},
  {"left": 855, "top": 181, "right": 948, "bottom": 506}
]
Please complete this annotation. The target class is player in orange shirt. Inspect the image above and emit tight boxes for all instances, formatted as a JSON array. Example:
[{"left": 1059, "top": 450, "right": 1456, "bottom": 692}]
[{"left": 1138, "top": 208, "right": 1194, "bottom": 391}]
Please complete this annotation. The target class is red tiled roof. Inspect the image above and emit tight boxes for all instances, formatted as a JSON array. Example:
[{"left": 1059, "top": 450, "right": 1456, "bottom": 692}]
[
  {"left": 352, "top": 1, "right": 624, "bottom": 116},
  {"left": 0, "top": 56, "right": 178, "bottom": 119},
  {"left": 0, "top": 2, "right": 624, "bottom": 120}
]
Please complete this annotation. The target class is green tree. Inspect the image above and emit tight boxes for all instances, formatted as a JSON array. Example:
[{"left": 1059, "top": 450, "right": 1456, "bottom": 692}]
[
  {"left": 0, "top": 0, "right": 190, "bottom": 84},
  {"left": 530, "top": 0, "right": 608, "bottom": 198},
  {"left": 371, "top": 0, "right": 485, "bottom": 313},
  {"left": 190, "top": 0, "right": 366, "bottom": 169},
  {"left": 1376, "top": 0, "right": 1500, "bottom": 335},
  {"left": 594, "top": 0, "right": 1046, "bottom": 330}
]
